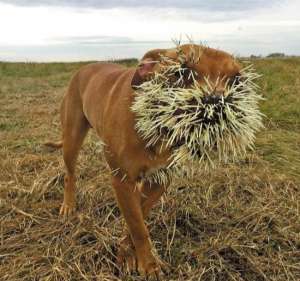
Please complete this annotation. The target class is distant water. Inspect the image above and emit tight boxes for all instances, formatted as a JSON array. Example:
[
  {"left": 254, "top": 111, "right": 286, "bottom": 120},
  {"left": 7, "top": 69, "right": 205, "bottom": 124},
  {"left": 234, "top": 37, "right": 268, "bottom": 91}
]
[
  {"left": 1, "top": 40, "right": 299, "bottom": 62},
  {"left": 0, "top": 42, "right": 175, "bottom": 62}
]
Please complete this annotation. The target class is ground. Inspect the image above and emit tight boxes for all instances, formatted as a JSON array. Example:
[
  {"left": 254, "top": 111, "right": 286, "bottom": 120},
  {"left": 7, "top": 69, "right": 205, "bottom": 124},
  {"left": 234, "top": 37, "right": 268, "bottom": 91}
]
[{"left": 0, "top": 58, "right": 299, "bottom": 281}]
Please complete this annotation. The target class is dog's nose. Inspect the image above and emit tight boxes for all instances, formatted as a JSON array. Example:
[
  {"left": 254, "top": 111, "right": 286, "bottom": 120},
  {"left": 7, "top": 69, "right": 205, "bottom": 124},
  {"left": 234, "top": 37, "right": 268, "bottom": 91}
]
[
  {"left": 210, "top": 94, "right": 221, "bottom": 103},
  {"left": 202, "top": 94, "right": 221, "bottom": 105}
]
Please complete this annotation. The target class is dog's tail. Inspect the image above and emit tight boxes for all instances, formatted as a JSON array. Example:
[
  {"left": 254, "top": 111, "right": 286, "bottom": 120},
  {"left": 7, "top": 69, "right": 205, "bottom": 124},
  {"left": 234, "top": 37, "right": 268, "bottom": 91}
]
[{"left": 44, "top": 140, "right": 63, "bottom": 149}]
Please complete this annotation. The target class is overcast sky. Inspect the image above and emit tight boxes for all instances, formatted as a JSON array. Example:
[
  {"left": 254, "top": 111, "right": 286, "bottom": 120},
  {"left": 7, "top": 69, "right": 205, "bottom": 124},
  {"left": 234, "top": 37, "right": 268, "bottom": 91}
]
[{"left": 0, "top": 0, "right": 299, "bottom": 61}]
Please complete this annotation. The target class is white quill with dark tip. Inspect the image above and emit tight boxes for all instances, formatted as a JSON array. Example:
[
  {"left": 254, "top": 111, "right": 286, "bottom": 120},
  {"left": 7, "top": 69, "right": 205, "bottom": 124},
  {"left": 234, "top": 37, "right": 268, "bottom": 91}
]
[{"left": 132, "top": 44, "right": 264, "bottom": 184}]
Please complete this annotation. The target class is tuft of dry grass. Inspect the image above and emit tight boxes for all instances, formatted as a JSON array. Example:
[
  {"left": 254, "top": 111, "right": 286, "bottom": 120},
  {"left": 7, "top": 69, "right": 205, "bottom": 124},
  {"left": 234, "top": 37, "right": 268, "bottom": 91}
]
[{"left": 0, "top": 58, "right": 299, "bottom": 281}]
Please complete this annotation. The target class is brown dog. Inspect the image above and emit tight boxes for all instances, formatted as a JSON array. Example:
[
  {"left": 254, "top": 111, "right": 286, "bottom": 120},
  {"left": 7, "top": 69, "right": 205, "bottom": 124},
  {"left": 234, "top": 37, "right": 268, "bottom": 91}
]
[{"left": 46, "top": 44, "right": 241, "bottom": 278}]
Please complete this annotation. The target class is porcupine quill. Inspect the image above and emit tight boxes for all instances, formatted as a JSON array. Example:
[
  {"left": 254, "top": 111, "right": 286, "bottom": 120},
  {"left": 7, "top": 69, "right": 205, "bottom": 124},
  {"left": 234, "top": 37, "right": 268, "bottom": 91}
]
[{"left": 131, "top": 44, "right": 264, "bottom": 184}]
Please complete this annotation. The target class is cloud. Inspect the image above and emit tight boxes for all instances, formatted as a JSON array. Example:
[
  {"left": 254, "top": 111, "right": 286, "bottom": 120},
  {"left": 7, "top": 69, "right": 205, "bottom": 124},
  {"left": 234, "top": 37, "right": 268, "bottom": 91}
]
[
  {"left": 52, "top": 35, "right": 134, "bottom": 45},
  {"left": 0, "top": 0, "right": 299, "bottom": 61},
  {"left": 0, "top": 0, "right": 281, "bottom": 12}
]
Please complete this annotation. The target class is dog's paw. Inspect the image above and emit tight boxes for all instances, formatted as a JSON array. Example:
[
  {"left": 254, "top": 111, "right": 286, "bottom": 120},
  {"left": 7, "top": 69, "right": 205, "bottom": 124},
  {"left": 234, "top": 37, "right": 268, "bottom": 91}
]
[
  {"left": 117, "top": 236, "right": 170, "bottom": 279},
  {"left": 116, "top": 236, "right": 137, "bottom": 274},
  {"left": 137, "top": 253, "right": 170, "bottom": 280},
  {"left": 59, "top": 202, "right": 75, "bottom": 217}
]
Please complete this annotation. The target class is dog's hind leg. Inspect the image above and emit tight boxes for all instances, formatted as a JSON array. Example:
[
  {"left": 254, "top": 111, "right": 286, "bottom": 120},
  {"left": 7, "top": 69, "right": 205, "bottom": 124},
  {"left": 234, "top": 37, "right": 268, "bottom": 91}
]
[{"left": 59, "top": 91, "right": 90, "bottom": 217}]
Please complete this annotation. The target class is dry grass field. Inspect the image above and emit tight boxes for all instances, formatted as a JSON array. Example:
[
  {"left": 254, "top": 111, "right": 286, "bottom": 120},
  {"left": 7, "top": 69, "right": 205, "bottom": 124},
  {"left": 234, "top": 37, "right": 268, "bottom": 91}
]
[{"left": 0, "top": 58, "right": 299, "bottom": 281}]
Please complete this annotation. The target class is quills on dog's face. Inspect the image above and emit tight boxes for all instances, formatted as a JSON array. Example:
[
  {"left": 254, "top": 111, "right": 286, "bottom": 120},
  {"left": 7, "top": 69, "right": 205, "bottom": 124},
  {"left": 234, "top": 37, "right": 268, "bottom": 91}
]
[{"left": 131, "top": 43, "right": 264, "bottom": 173}]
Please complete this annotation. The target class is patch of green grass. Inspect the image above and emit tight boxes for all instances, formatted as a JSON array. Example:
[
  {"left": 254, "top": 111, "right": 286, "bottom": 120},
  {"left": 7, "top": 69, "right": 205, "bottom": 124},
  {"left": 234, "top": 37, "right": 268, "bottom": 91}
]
[
  {"left": 0, "top": 62, "right": 91, "bottom": 78},
  {"left": 245, "top": 58, "right": 300, "bottom": 181},
  {"left": 253, "top": 58, "right": 300, "bottom": 129},
  {"left": 0, "top": 59, "right": 138, "bottom": 78}
]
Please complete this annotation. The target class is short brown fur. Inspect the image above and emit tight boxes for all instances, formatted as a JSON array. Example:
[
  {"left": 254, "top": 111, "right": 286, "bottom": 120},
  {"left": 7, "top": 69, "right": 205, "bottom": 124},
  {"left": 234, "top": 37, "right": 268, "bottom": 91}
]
[{"left": 46, "top": 44, "right": 241, "bottom": 278}]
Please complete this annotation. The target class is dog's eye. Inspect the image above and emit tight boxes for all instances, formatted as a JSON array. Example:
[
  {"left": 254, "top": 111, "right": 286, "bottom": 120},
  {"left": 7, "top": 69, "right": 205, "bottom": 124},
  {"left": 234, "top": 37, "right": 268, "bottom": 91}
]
[
  {"left": 174, "top": 65, "right": 188, "bottom": 78},
  {"left": 173, "top": 68, "right": 188, "bottom": 81},
  {"left": 228, "top": 73, "right": 241, "bottom": 87},
  {"left": 172, "top": 65, "right": 197, "bottom": 87},
  {"left": 182, "top": 65, "right": 198, "bottom": 80},
  {"left": 174, "top": 70, "right": 182, "bottom": 78}
]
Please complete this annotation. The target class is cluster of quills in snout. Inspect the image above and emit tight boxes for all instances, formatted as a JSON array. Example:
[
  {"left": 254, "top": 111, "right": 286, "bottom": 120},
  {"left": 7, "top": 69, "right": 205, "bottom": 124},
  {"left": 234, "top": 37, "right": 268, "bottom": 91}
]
[{"left": 131, "top": 47, "right": 264, "bottom": 184}]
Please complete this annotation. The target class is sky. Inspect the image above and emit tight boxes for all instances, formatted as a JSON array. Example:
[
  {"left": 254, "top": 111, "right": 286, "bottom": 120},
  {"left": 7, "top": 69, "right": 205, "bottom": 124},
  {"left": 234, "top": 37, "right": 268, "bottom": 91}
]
[{"left": 0, "top": 0, "right": 299, "bottom": 61}]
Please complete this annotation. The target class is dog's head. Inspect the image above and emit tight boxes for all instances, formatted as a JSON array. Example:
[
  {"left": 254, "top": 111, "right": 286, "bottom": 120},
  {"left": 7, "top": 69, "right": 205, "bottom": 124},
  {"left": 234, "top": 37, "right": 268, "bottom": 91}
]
[
  {"left": 132, "top": 44, "right": 241, "bottom": 95},
  {"left": 131, "top": 43, "right": 263, "bottom": 168}
]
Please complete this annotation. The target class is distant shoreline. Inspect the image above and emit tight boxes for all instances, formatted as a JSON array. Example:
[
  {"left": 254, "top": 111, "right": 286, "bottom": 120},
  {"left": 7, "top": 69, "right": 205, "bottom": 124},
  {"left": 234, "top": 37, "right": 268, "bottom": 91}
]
[
  {"left": 1, "top": 56, "right": 299, "bottom": 64},
  {"left": 1, "top": 41, "right": 299, "bottom": 62}
]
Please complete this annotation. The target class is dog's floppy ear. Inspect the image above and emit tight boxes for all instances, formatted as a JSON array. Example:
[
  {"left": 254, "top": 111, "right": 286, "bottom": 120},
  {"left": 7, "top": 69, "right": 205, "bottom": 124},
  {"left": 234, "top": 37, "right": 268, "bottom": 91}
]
[
  {"left": 131, "top": 58, "right": 157, "bottom": 88},
  {"left": 131, "top": 49, "right": 167, "bottom": 88}
]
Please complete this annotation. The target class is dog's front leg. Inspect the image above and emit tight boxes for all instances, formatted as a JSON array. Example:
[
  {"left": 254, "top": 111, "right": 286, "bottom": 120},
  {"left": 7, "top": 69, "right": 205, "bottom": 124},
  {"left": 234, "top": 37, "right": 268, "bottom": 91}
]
[{"left": 112, "top": 176, "right": 162, "bottom": 278}]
